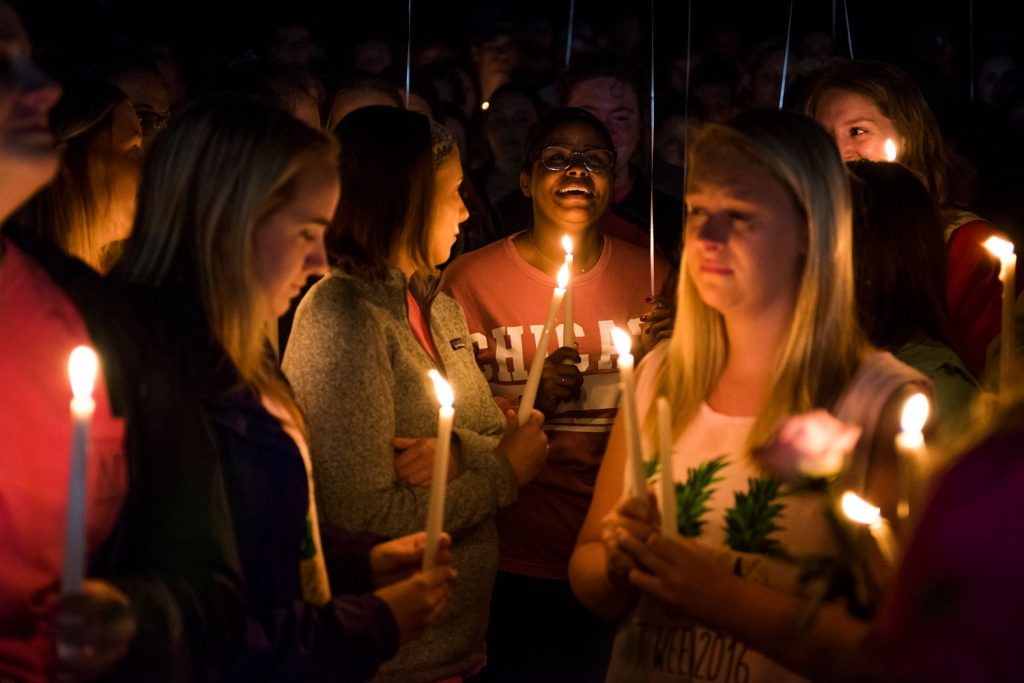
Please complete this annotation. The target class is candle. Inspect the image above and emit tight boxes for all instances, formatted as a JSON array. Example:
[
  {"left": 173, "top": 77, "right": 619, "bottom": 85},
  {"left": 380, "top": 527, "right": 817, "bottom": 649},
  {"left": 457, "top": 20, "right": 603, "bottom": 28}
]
[
  {"left": 895, "top": 392, "right": 929, "bottom": 526},
  {"left": 423, "top": 370, "right": 455, "bottom": 571},
  {"left": 518, "top": 264, "right": 569, "bottom": 422},
  {"left": 984, "top": 236, "right": 1017, "bottom": 397},
  {"left": 656, "top": 397, "right": 677, "bottom": 536},
  {"left": 612, "top": 327, "right": 646, "bottom": 499},
  {"left": 63, "top": 346, "right": 98, "bottom": 594},
  {"left": 562, "top": 235, "right": 574, "bottom": 348},
  {"left": 884, "top": 138, "right": 897, "bottom": 162},
  {"left": 841, "top": 491, "right": 897, "bottom": 567}
]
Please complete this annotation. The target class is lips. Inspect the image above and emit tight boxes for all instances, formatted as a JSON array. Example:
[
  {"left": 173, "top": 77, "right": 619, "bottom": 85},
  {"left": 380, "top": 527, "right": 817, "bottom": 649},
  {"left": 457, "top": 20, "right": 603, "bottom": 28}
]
[
  {"left": 555, "top": 184, "right": 595, "bottom": 198},
  {"left": 700, "top": 261, "right": 732, "bottom": 274}
]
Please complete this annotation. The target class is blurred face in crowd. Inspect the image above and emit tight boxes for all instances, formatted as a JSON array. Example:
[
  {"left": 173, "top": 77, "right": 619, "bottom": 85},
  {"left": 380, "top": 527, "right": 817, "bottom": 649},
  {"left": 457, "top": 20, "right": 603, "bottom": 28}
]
[
  {"left": 253, "top": 158, "right": 338, "bottom": 319},
  {"left": 486, "top": 90, "right": 538, "bottom": 170},
  {"left": 0, "top": 2, "right": 62, "bottom": 219},
  {"left": 472, "top": 34, "right": 520, "bottom": 78},
  {"left": 566, "top": 76, "right": 639, "bottom": 181},
  {"left": 428, "top": 150, "right": 468, "bottom": 266},
  {"left": 92, "top": 99, "right": 143, "bottom": 245},
  {"left": 813, "top": 88, "right": 903, "bottom": 162},
  {"left": 522, "top": 121, "right": 613, "bottom": 232},
  {"left": 685, "top": 149, "right": 804, "bottom": 318},
  {"left": 108, "top": 68, "right": 170, "bottom": 143}
]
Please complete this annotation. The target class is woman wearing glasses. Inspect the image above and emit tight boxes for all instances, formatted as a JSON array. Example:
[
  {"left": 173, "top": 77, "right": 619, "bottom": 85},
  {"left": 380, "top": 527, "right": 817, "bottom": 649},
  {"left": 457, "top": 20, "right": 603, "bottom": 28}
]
[{"left": 443, "top": 107, "right": 674, "bottom": 681}]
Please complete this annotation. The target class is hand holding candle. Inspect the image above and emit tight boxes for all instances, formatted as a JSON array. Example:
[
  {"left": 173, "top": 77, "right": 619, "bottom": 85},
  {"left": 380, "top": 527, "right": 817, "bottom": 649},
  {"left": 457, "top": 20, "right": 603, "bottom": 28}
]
[
  {"left": 562, "top": 235, "right": 575, "bottom": 349},
  {"left": 984, "top": 236, "right": 1017, "bottom": 397},
  {"left": 656, "top": 397, "right": 677, "bottom": 536},
  {"left": 423, "top": 370, "right": 455, "bottom": 571},
  {"left": 64, "top": 346, "right": 98, "bottom": 594},
  {"left": 612, "top": 327, "right": 646, "bottom": 499},
  {"left": 841, "top": 490, "right": 897, "bottom": 567},
  {"left": 518, "top": 264, "right": 568, "bottom": 422}
]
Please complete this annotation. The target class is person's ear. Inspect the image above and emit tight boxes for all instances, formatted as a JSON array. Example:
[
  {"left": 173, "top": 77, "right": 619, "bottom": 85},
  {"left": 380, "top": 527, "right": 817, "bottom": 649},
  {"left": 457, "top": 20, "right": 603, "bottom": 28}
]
[{"left": 519, "top": 170, "right": 531, "bottom": 198}]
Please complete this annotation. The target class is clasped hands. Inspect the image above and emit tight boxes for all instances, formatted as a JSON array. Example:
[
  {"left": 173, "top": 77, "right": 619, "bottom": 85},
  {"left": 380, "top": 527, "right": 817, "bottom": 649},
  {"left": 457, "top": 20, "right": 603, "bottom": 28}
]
[{"left": 602, "top": 490, "right": 728, "bottom": 617}]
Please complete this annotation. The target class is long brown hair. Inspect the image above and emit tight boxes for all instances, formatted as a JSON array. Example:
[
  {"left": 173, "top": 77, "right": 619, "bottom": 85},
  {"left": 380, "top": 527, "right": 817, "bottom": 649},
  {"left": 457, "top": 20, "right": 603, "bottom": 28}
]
[{"left": 804, "top": 60, "right": 952, "bottom": 209}]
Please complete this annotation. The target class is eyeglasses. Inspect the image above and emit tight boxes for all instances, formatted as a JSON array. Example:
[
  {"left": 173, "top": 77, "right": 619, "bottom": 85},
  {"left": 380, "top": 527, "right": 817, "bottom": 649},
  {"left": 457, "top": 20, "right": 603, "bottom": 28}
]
[
  {"left": 136, "top": 108, "right": 171, "bottom": 138},
  {"left": 537, "top": 145, "right": 615, "bottom": 173}
]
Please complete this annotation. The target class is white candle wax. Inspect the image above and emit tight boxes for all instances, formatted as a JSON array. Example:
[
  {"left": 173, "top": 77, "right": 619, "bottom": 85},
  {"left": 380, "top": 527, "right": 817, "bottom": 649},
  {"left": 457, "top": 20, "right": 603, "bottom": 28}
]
[
  {"left": 562, "top": 235, "right": 575, "bottom": 349},
  {"left": 841, "top": 490, "right": 898, "bottom": 567},
  {"left": 518, "top": 264, "right": 569, "bottom": 422},
  {"left": 423, "top": 370, "right": 455, "bottom": 571},
  {"left": 64, "top": 346, "right": 98, "bottom": 594},
  {"left": 985, "top": 236, "right": 1017, "bottom": 397},
  {"left": 656, "top": 397, "right": 677, "bottom": 536},
  {"left": 613, "top": 328, "right": 645, "bottom": 499},
  {"left": 894, "top": 393, "right": 929, "bottom": 526}
]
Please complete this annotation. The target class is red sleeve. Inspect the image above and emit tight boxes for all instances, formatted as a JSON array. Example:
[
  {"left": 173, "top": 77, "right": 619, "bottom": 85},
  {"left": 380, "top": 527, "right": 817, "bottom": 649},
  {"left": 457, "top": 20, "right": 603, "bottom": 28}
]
[{"left": 945, "top": 220, "right": 1003, "bottom": 375}]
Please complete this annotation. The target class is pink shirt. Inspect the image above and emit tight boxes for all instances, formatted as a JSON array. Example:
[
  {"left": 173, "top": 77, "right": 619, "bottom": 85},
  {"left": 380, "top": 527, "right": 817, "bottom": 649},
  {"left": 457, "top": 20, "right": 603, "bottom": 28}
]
[
  {"left": 0, "top": 237, "right": 127, "bottom": 682},
  {"left": 444, "top": 233, "right": 673, "bottom": 579}
]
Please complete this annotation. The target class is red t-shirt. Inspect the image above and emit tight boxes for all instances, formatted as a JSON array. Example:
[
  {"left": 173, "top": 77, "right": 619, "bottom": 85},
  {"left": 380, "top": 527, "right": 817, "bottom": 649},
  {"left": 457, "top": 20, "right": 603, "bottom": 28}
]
[
  {"left": 0, "top": 236, "right": 127, "bottom": 683},
  {"left": 444, "top": 233, "right": 673, "bottom": 579}
]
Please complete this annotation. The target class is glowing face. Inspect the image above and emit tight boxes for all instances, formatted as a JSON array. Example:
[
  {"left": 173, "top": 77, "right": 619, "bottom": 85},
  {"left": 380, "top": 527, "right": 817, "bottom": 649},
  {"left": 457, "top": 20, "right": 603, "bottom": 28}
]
[
  {"left": 428, "top": 151, "right": 468, "bottom": 266},
  {"left": 89, "top": 99, "right": 143, "bottom": 246},
  {"left": 253, "top": 158, "right": 339, "bottom": 319},
  {"left": 685, "top": 151, "right": 805, "bottom": 317},
  {"left": 520, "top": 121, "right": 612, "bottom": 232},
  {"left": 814, "top": 89, "right": 903, "bottom": 162}
]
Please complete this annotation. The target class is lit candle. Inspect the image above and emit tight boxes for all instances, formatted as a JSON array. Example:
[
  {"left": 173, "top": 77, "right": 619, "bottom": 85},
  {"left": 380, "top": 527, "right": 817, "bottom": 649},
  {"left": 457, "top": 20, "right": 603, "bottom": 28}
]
[
  {"left": 562, "top": 235, "right": 574, "bottom": 348},
  {"left": 656, "top": 396, "right": 677, "bottom": 536},
  {"left": 63, "top": 346, "right": 98, "bottom": 594},
  {"left": 613, "top": 327, "right": 646, "bottom": 499},
  {"left": 895, "top": 393, "right": 929, "bottom": 526},
  {"left": 423, "top": 370, "right": 455, "bottom": 571},
  {"left": 884, "top": 138, "right": 897, "bottom": 162},
  {"left": 841, "top": 491, "right": 897, "bottom": 567},
  {"left": 518, "top": 264, "right": 569, "bottom": 422},
  {"left": 984, "top": 236, "right": 1017, "bottom": 397}
]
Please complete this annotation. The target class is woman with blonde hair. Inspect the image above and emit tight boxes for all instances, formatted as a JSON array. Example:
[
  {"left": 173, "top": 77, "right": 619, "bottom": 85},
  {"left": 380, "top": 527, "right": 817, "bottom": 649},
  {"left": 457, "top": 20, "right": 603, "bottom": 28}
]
[
  {"left": 112, "top": 95, "right": 455, "bottom": 680},
  {"left": 569, "top": 110, "right": 930, "bottom": 682}
]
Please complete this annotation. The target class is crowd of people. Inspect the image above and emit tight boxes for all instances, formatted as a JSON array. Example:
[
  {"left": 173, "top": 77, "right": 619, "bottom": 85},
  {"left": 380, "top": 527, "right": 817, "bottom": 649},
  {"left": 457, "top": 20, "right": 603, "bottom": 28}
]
[{"left": 3, "top": 2, "right": 1024, "bottom": 682}]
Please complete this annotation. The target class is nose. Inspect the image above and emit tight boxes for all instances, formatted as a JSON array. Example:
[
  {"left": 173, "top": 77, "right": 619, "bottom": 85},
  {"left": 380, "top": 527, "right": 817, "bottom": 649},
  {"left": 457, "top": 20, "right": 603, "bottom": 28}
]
[
  {"left": 695, "top": 212, "right": 730, "bottom": 247},
  {"left": 14, "top": 57, "right": 62, "bottom": 113},
  {"left": 457, "top": 193, "right": 469, "bottom": 225},
  {"left": 306, "top": 236, "right": 329, "bottom": 277},
  {"left": 836, "top": 137, "right": 859, "bottom": 162},
  {"left": 565, "top": 154, "right": 590, "bottom": 176}
]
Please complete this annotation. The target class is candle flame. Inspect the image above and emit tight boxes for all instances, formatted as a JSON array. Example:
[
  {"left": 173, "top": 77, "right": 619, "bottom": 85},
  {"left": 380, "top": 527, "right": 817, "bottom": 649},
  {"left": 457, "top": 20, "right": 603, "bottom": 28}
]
[
  {"left": 68, "top": 346, "right": 98, "bottom": 400},
  {"left": 883, "top": 138, "right": 897, "bottom": 162},
  {"left": 841, "top": 491, "right": 882, "bottom": 525},
  {"left": 480, "top": 101, "right": 490, "bottom": 111},
  {"left": 984, "top": 236, "right": 1016, "bottom": 262},
  {"left": 427, "top": 369, "right": 454, "bottom": 408},
  {"left": 611, "top": 327, "right": 633, "bottom": 358},
  {"left": 562, "top": 234, "right": 573, "bottom": 256},
  {"left": 900, "top": 392, "right": 929, "bottom": 435},
  {"left": 557, "top": 263, "right": 569, "bottom": 289}
]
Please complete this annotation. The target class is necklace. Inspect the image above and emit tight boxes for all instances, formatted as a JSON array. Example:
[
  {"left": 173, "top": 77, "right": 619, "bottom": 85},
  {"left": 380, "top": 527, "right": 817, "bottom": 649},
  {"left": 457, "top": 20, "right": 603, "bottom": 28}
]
[{"left": 527, "top": 229, "right": 602, "bottom": 274}]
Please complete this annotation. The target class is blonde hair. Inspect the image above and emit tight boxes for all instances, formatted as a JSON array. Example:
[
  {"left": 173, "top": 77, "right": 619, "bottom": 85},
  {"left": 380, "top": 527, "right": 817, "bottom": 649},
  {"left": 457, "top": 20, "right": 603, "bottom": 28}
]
[
  {"left": 115, "top": 96, "right": 338, "bottom": 428},
  {"left": 646, "top": 110, "right": 866, "bottom": 453}
]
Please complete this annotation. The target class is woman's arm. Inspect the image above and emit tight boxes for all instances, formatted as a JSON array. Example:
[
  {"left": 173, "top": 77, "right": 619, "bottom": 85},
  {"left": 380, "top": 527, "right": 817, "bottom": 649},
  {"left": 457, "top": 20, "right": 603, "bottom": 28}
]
[
  {"left": 568, "top": 410, "right": 657, "bottom": 620},
  {"left": 283, "top": 282, "right": 517, "bottom": 540}
]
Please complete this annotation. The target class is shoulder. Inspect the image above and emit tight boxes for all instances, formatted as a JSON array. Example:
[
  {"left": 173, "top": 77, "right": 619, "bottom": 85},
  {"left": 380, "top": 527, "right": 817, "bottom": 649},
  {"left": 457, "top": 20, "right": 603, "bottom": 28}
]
[
  {"left": 445, "top": 238, "right": 514, "bottom": 281},
  {"left": 604, "top": 235, "right": 671, "bottom": 270}
]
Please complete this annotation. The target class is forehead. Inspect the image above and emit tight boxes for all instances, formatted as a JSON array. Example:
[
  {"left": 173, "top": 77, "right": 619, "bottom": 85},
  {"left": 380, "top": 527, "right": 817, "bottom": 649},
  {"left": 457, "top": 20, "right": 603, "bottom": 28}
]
[
  {"left": 816, "top": 89, "right": 886, "bottom": 122},
  {"left": 568, "top": 76, "right": 638, "bottom": 109},
  {"left": 541, "top": 121, "right": 607, "bottom": 148},
  {"left": 687, "top": 149, "right": 792, "bottom": 205}
]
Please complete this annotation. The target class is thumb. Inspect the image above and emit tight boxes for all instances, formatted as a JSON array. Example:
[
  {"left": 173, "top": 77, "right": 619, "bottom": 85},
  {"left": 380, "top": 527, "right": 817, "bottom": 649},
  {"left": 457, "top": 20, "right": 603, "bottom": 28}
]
[{"left": 393, "top": 436, "right": 419, "bottom": 450}]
